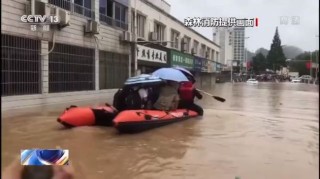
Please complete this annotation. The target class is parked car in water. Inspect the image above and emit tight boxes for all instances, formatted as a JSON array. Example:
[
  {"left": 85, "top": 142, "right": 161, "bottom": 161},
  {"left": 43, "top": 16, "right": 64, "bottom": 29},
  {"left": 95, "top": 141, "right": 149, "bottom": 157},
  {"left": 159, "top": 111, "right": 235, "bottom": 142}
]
[
  {"left": 291, "top": 78, "right": 301, "bottom": 83},
  {"left": 246, "top": 78, "right": 259, "bottom": 84},
  {"left": 299, "top": 75, "right": 313, "bottom": 80}
]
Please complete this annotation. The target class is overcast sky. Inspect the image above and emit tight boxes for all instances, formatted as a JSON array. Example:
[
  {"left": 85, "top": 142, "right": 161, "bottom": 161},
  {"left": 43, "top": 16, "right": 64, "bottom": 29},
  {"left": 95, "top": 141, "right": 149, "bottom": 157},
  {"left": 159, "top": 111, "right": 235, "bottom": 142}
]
[{"left": 166, "top": 0, "right": 319, "bottom": 52}]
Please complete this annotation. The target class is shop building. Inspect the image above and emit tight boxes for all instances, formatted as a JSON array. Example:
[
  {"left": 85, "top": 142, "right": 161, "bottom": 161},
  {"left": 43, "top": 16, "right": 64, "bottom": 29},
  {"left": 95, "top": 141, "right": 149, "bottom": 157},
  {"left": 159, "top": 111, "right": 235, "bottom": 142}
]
[
  {"left": 135, "top": 43, "right": 169, "bottom": 74},
  {"left": 1, "top": 0, "right": 131, "bottom": 110},
  {"left": 1, "top": 0, "right": 220, "bottom": 110},
  {"left": 130, "top": 0, "right": 220, "bottom": 88}
]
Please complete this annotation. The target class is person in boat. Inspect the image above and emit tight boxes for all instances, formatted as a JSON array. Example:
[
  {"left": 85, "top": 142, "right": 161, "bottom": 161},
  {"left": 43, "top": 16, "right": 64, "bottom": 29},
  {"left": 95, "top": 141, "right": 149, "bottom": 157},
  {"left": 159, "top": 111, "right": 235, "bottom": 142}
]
[
  {"left": 113, "top": 87, "right": 129, "bottom": 111},
  {"left": 153, "top": 80, "right": 180, "bottom": 111},
  {"left": 177, "top": 80, "right": 204, "bottom": 116},
  {"left": 113, "top": 85, "right": 150, "bottom": 111},
  {"left": 136, "top": 86, "right": 153, "bottom": 109}
]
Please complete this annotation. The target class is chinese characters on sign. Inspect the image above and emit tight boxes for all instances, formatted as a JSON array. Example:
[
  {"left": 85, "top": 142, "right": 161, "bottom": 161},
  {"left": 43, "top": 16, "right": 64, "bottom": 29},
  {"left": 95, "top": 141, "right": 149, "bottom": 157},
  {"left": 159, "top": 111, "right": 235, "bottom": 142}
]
[
  {"left": 136, "top": 45, "right": 167, "bottom": 64},
  {"left": 172, "top": 55, "right": 193, "bottom": 65},
  {"left": 184, "top": 17, "right": 258, "bottom": 27},
  {"left": 170, "top": 50, "right": 194, "bottom": 69},
  {"left": 280, "top": 16, "right": 300, "bottom": 25}
]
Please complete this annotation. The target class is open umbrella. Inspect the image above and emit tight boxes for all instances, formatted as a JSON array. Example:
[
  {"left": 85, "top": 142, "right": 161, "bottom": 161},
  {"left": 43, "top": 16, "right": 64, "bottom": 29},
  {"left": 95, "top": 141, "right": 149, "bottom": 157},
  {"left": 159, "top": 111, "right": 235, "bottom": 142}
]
[
  {"left": 172, "top": 66, "right": 195, "bottom": 83},
  {"left": 152, "top": 68, "right": 189, "bottom": 82},
  {"left": 124, "top": 74, "right": 163, "bottom": 86}
]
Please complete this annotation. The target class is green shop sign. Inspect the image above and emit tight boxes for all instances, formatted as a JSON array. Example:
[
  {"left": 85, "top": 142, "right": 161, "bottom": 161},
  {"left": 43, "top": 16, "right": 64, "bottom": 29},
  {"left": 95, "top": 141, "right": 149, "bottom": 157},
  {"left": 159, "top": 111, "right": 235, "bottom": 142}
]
[{"left": 170, "top": 50, "right": 194, "bottom": 69}]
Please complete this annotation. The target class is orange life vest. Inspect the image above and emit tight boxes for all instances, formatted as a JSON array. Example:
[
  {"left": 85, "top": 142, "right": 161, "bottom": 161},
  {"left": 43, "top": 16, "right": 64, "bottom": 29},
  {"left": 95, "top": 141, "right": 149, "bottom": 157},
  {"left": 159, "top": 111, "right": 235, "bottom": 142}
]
[{"left": 178, "top": 81, "right": 194, "bottom": 101}]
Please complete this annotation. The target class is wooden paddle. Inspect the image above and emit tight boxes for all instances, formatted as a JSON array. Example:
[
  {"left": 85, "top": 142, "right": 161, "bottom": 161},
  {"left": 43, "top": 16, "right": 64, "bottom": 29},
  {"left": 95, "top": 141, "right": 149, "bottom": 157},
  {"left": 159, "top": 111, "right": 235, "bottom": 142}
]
[{"left": 196, "top": 89, "right": 226, "bottom": 102}]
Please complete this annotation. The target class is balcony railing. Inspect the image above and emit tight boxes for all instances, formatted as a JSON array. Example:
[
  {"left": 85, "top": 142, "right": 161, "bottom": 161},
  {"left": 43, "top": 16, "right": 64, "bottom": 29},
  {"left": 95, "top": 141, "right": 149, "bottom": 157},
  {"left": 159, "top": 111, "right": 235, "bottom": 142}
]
[
  {"left": 48, "top": 0, "right": 128, "bottom": 30},
  {"left": 99, "top": 14, "right": 128, "bottom": 30},
  {"left": 99, "top": 14, "right": 113, "bottom": 26},
  {"left": 48, "top": 0, "right": 94, "bottom": 19},
  {"left": 73, "top": 3, "right": 95, "bottom": 19},
  {"left": 48, "top": 0, "right": 71, "bottom": 11}
]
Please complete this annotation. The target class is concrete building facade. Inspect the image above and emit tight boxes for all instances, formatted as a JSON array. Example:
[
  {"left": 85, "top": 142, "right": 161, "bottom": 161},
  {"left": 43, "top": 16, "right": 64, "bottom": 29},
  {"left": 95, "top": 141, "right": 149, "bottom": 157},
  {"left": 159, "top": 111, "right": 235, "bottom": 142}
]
[
  {"left": 1, "top": 0, "right": 220, "bottom": 111},
  {"left": 213, "top": 26, "right": 245, "bottom": 72},
  {"left": 131, "top": 0, "right": 220, "bottom": 87},
  {"left": 213, "top": 27, "right": 233, "bottom": 66},
  {"left": 233, "top": 27, "right": 245, "bottom": 70}
]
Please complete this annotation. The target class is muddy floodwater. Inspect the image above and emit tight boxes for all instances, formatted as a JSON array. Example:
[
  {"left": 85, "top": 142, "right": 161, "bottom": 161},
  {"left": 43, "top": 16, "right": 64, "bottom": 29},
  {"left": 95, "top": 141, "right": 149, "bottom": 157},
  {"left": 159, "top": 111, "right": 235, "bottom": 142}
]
[{"left": 2, "top": 83, "right": 319, "bottom": 179}]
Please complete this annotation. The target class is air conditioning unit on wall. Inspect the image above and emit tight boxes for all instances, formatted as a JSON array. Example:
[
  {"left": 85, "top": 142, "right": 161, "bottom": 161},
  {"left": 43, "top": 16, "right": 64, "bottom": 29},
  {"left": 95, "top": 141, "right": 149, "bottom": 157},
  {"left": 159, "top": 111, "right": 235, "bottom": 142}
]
[
  {"left": 29, "top": 1, "right": 53, "bottom": 16},
  {"left": 84, "top": 20, "right": 100, "bottom": 34},
  {"left": 58, "top": 8, "right": 70, "bottom": 28},
  {"left": 120, "top": 31, "right": 131, "bottom": 42},
  {"left": 26, "top": 1, "right": 71, "bottom": 30}
]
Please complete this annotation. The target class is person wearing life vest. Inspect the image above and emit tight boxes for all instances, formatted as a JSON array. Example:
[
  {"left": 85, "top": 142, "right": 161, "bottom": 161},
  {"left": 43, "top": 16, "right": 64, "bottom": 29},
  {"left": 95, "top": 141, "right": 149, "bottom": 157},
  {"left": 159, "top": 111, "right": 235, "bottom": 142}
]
[
  {"left": 178, "top": 81, "right": 204, "bottom": 116},
  {"left": 153, "top": 80, "right": 180, "bottom": 111}
]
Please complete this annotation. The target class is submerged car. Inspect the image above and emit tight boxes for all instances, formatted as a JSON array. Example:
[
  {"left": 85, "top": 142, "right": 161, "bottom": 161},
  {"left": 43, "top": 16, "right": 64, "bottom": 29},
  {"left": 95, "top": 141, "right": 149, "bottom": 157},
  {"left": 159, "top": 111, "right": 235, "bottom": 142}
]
[
  {"left": 246, "top": 78, "right": 258, "bottom": 84},
  {"left": 291, "top": 78, "right": 301, "bottom": 83},
  {"left": 300, "top": 75, "right": 312, "bottom": 80}
]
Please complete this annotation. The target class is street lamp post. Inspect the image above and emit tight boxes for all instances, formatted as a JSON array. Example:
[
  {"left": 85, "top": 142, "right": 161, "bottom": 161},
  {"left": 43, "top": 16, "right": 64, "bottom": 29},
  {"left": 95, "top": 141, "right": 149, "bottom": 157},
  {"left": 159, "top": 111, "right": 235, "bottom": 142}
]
[
  {"left": 133, "top": 0, "right": 138, "bottom": 76},
  {"left": 227, "top": 59, "right": 234, "bottom": 83},
  {"left": 316, "top": 35, "right": 319, "bottom": 84},
  {"left": 310, "top": 51, "right": 312, "bottom": 83},
  {"left": 244, "top": 37, "right": 250, "bottom": 73}
]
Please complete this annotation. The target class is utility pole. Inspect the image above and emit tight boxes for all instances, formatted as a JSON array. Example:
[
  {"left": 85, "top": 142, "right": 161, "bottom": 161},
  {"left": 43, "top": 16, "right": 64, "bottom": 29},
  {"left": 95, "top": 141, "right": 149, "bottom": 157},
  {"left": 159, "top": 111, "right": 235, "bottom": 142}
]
[
  {"left": 228, "top": 60, "right": 233, "bottom": 83},
  {"left": 133, "top": 0, "right": 138, "bottom": 76},
  {"left": 310, "top": 51, "right": 312, "bottom": 84},
  {"left": 316, "top": 35, "right": 319, "bottom": 84},
  {"left": 244, "top": 37, "right": 250, "bottom": 73},
  {"left": 231, "top": 61, "right": 233, "bottom": 83}
]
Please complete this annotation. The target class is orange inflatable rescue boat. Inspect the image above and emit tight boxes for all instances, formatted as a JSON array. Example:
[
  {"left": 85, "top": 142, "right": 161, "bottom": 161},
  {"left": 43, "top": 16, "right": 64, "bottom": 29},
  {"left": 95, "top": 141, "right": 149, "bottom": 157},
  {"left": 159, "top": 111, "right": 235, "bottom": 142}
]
[
  {"left": 57, "top": 103, "right": 118, "bottom": 127},
  {"left": 113, "top": 109, "right": 198, "bottom": 133}
]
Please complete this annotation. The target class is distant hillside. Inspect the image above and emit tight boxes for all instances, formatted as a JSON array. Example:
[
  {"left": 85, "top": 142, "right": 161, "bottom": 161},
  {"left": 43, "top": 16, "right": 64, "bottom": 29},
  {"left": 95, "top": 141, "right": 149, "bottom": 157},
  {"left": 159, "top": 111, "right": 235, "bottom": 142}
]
[
  {"left": 253, "top": 45, "right": 303, "bottom": 60},
  {"left": 246, "top": 50, "right": 255, "bottom": 61},
  {"left": 282, "top": 45, "right": 304, "bottom": 59},
  {"left": 255, "top": 48, "right": 269, "bottom": 57}
]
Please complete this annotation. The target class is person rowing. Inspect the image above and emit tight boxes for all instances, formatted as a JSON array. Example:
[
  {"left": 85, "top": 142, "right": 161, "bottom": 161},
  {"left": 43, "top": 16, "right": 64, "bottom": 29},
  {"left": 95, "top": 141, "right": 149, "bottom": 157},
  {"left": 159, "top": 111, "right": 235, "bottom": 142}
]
[{"left": 177, "top": 80, "right": 204, "bottom": 116}]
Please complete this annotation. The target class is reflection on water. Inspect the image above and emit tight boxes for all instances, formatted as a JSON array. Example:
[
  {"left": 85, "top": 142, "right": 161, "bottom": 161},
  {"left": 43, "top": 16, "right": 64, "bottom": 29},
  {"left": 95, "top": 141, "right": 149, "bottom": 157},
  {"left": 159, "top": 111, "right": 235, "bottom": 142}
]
[{"left": 2, "top": 82, "right": 319, "bottom": 179}]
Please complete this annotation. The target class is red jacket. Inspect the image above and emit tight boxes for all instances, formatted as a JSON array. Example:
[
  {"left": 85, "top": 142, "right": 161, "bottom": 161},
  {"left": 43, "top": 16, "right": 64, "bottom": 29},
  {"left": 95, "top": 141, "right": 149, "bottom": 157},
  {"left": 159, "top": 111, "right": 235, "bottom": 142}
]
[{"left": 178, "top": 82, "right": 202, "bottom": 102}]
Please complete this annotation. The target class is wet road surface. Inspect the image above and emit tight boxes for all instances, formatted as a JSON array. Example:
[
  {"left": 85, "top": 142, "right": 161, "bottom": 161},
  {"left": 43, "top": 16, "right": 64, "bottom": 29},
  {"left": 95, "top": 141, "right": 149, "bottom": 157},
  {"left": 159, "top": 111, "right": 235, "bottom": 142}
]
[{"left": 2, "top": 82, "right": 319, "bottom": 179}]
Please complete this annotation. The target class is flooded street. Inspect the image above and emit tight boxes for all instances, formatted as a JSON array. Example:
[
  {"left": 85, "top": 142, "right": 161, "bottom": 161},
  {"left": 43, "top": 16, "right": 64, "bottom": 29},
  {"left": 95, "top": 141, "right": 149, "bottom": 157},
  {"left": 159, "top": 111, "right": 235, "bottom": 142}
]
[{"left": 2, "top": 83, "right": 319, "bottom": 179}]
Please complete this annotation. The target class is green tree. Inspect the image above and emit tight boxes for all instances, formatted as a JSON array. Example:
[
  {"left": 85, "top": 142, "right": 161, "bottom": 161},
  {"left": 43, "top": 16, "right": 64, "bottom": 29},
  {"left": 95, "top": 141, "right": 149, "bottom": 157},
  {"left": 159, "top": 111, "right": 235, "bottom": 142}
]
[
  {"left": 266, "top": 27, "right": 287, "bottom": 70},
  {"left": 288, "top": 51, "right": 319, "bottom": 76},
  {"left": 252, "top": 53, "right": 267, "bottom": 74}
]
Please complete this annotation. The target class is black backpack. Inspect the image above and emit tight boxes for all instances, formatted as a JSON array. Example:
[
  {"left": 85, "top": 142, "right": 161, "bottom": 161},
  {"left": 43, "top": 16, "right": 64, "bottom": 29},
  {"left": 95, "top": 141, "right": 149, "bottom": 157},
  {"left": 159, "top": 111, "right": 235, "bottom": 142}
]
[
  {"left": 113, "top": 88, "right": 127, "bottom": 111},
  {"left": 124, "top": 88, "right": 142, "bottom": 110}
]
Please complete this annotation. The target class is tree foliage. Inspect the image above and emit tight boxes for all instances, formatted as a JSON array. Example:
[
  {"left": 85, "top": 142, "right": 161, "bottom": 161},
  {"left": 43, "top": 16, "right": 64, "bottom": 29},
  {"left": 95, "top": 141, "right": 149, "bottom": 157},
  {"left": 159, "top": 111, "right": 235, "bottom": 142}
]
[
  {"left": 288, "top": 51, "right": 318, "bottom": 76},
  {"left": 252, "top": 53, "right": 267, "bottom": 74},
  {"left": 266, "top": 27, "right": 287, "bottom": 70}
]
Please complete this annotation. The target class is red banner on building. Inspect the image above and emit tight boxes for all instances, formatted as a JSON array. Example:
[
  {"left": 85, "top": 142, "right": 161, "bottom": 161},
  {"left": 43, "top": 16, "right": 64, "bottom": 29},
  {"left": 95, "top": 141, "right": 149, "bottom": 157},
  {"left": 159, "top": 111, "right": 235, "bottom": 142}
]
[
  {"left": 247, "top": 61, "right": 251, "bottom": 69},
  {"left": 306, "top": 61, "right": 312, "bottom": 69}
]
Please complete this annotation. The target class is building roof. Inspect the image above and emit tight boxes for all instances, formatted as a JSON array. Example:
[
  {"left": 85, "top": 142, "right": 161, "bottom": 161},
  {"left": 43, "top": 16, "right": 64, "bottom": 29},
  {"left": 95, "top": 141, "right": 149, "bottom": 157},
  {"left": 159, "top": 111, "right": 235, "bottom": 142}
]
[
  {"left": 140, "top": 0, "right": 220, "bottom": 48},
  {"left": 161, "top": 0, "right": 171, "bottom": 7}
]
